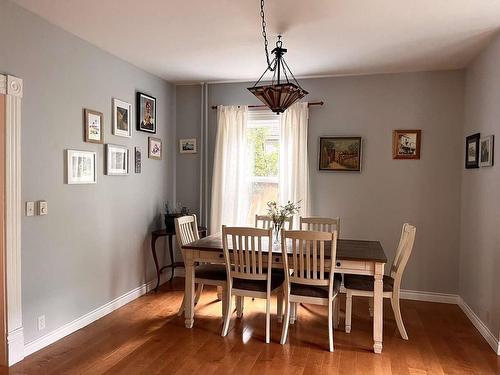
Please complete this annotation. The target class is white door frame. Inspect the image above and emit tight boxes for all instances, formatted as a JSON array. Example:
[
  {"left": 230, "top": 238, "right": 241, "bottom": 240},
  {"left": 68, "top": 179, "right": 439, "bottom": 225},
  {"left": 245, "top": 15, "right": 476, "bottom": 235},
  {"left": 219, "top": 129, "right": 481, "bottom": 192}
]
[{"left": 0, "top": 74, "right": 24, "bottom": 365}]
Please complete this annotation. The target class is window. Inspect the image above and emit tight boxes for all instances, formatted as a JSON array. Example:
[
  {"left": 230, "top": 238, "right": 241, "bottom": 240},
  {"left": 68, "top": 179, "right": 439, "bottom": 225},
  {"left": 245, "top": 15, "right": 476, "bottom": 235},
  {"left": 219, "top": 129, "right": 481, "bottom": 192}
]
[{"left": 245, "top": 110, "right": 281, "bottom": 225}]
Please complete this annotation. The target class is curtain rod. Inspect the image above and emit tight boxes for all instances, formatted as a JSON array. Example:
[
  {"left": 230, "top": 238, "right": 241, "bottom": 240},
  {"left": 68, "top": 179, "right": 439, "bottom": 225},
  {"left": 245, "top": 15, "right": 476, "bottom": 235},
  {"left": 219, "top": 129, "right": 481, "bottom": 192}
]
[{"left": 210, "top": 101, "right": 324, "bottom": 110}]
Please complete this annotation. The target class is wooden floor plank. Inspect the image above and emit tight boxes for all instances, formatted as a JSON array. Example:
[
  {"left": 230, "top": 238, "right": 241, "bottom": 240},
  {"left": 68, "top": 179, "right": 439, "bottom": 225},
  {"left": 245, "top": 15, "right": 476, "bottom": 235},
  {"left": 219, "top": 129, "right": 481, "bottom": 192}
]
[{"left": 2, "top": 278, "right": 498, "bottom": 375}]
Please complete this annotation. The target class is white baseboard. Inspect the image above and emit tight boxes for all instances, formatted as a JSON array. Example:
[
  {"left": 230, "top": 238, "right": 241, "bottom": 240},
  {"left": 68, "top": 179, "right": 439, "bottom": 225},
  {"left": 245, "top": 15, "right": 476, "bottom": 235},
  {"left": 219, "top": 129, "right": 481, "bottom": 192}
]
[
  {"left": 400, "top": 289, "right": 460, "bottom": 304},
  {"left": 8, "top": 327, "right": 24, "bottom": 366},
  {"left": 23, "top": 270, "right": 174, "bottom": 358},
  {"left": 458, "top": 297, "right": 500, "bottom": 355}
]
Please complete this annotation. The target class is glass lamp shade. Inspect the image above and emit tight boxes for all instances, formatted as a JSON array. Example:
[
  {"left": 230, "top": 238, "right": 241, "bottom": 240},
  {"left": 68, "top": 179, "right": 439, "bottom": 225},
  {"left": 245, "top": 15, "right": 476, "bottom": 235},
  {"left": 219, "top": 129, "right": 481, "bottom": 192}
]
[{"left": 248, "top": 83, "right": 308, "bottom": 114}]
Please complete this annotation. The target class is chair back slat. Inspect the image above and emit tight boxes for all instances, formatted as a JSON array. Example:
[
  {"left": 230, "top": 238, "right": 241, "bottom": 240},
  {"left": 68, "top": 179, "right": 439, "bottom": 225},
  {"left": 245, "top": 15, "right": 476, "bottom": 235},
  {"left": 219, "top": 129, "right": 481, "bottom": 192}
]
[
  {"left": 390, "top": 223, "right": 416, "bottom": 282},
  {"left": 222, "top": 226, "right": 272, "bottom": 282},
  {"left": 281, "top": 230, "right": 337, "bottom": 287},
  {"left": 300, "top": 217, "right": 340, "bottom": 235},
  {"left": 175, "top": 215, "right": 200, "bottom": 248},
  {"left": 255, "top": 214, "right": 293, "bottom": 230}
]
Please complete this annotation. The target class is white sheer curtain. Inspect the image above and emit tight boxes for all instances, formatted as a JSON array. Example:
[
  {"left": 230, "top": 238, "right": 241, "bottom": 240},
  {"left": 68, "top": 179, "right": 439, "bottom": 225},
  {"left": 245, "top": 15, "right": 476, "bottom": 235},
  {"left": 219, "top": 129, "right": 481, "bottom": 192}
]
[
  {"left": 279, "top": 102, "right": 310, "bottom": 225},
  {"left": 210, "top": 106, "right": 250, "bottom": 234}
]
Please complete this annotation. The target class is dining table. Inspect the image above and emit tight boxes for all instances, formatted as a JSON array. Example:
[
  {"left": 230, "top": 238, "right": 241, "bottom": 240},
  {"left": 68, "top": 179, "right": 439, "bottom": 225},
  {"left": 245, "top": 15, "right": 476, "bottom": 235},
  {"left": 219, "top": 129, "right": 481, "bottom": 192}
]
[{"left": 182, "top": 234, "right": 388, "bottom": 353}]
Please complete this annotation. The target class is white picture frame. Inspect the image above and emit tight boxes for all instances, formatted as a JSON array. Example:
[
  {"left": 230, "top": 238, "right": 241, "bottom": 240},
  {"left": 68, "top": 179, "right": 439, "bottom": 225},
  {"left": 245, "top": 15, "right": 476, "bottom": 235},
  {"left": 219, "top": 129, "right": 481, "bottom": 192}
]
[
  {"left": 179, "top": 138, "right": 197, "bottom": 154},
  {"left": 113, "top": 98, "right": 132, "bottom": 138},
  {"left": 106, "top": 144, "right": 129, "bottom": 175},
  {"left": 66, "top": 149, "right": 97, "bottom": 184},
  {"left": 479, "top": 135, "right": 495, "bottom": 167}
]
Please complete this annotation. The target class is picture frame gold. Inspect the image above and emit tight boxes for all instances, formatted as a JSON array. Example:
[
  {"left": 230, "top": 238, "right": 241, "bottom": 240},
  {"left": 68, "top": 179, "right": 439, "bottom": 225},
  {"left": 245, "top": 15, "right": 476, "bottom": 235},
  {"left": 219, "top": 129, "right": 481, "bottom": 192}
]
[
  {"left": 392, "top": 130, "right": 421, "bottom": 160},
  {"left": 84, "top": 109, "right": 104, "bottom": 144}
]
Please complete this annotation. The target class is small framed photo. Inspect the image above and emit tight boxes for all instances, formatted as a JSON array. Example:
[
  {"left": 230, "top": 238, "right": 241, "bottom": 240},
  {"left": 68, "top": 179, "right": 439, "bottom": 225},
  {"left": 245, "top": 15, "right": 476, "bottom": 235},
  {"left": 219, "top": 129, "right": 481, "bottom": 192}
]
[
  {"left": 113, "top": 98, "right": 132, "bottom": 138},
  {"left": 465, "top": 133, "right": 480, "bottom": 169},
  {"left": 135, "top": 147, "right": 142, "bottom": 173},
  {"left": 319, "top": 136, "right": 362, "bottom": 172},
  {"left": 84, "top": 109, "right": 104, "bottom": 144},
  {"left": 148, "top": 137, "right": 162, "bottom": 160},
  {"left": 137, "top": 92, "right": 156, "bottom": 133},
  {"left": 479, "top": 135, "right": 494, "bottom": 167},
  {"left": 66, "top": 150, "right": 97, "bottom": 184},
  {"left": 179, "top": 138, "right": 197, "bottom": 154},
  {"left": 106, "top": 144, "right": 129, "bottom": 175},
  {"left": 392, "top": 130, "right": 421, "bottom": 160}
]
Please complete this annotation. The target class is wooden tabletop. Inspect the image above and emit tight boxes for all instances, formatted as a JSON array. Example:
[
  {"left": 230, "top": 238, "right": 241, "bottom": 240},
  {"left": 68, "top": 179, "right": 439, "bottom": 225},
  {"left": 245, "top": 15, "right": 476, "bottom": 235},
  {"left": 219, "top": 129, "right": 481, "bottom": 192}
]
[{"left": 183, "top": 234, "right": 387, "bottom": 263}]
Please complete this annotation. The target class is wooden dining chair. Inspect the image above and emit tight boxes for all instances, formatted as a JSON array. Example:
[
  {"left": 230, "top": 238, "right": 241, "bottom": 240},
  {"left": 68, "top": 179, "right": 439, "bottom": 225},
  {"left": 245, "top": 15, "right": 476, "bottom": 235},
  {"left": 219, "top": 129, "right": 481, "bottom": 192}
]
[
  {"left": 300, "top": 216, "right": 340, "bottom": 235},
  {"left": 221, "top": 226, "right": 284, "bottom": 343},
  {"left": 280, "top": 229, "right": 340, "bottom": 352},
  {"left": 175, "top": 215, "right": 228, "bottom": 318},
  {"left": 344, "top": 223, "right": 416, "bottom": 339},
  {"left": 296, "top": 216, "right": 341, "bottom": 326},
  {"left": 255, "top": 214, "right": 293, "bottom": 230}
]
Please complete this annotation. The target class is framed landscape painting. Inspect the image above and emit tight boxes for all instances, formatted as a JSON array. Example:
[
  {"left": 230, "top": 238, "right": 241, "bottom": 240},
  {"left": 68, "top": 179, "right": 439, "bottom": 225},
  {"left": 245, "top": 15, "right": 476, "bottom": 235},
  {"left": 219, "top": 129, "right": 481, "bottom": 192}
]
[
  {"left": 319, "top": 137, "right": 362, "bottom": 172},
  {"left": 179, "top": 138, "right": 197, "bottom": 154},
  {"left": 106, "top": 144, "right": 129, "bottom": 175},
  {"left": 137, "top": 92, "right": 156, "bottom": 133},
  {"left": 392, "top": 130, "right": 421, "bottom": 159},
  {"left": 465, "top": 133, "right": 480, "bottom": 169},
  {"left": 113, "top": 98, "right": 132, "bottom": 138},
  {"left": 479, "top": 135, "right": 494, "bottom": 167},
  {"left": 66, "top": 150, "right": 97, "bottom": 184},
  {"left": 84, "top": 109, "right": 103, "bottom": 144}
]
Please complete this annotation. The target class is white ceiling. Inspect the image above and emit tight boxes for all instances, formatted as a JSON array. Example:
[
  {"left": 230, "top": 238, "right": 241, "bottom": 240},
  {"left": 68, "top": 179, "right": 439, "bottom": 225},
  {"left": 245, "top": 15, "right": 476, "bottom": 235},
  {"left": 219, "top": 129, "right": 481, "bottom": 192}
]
[{"left": 12, "top": 0, "right": 500, "bottom": 83}]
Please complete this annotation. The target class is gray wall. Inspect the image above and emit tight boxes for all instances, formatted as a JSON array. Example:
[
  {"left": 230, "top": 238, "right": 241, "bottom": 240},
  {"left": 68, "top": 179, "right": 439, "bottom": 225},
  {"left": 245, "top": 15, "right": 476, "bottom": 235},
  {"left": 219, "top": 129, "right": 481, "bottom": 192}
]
[
  {"left": 0, "top": 0, "right": 176, "bottom": 344},
  {"left": 461, "top": 33, "right": 500, "bottom": 339},
  {"left": 177, "top": 71, "right": 465, "bottom": 294}
]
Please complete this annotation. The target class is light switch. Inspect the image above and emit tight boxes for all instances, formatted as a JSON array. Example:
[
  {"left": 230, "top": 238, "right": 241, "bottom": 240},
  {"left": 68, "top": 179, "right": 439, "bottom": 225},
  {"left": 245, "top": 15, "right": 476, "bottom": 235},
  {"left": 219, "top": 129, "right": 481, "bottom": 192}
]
[
  {"left": 38, "top": 200, "right": 48, "bottom": 216},
  {"left": 26, "top": 201, "right": 35, "bottom": 217}
]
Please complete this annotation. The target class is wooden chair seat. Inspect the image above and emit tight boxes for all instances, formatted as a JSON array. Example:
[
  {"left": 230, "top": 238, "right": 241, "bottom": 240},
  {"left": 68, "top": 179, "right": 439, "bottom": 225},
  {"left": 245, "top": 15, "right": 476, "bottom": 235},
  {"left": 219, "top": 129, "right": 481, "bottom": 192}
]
[
  {"left": 290, "top": 277, "right": 341, "bottom": 299},
  {"left": 343, "top": 274, "right": 394, "bottom": 293},
  {"left": 233, "top": 270, "right": 284, "bottom": 292},
  {"left": 195, "top": 264, "right": 227, "bottom": 281}
]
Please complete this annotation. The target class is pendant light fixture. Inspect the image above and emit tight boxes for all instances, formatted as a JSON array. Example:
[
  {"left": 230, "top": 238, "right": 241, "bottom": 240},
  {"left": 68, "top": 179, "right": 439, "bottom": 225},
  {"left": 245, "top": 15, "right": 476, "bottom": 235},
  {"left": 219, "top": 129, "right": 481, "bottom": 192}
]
[{"left": 248, "top": 0, "right": 308, "bottom": 114}]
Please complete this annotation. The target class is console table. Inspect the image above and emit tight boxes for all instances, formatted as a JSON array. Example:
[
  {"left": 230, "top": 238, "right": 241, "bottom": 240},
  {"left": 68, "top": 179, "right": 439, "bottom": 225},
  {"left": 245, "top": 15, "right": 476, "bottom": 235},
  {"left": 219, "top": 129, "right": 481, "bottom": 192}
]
[{"left": 151, "top": 226, "right": 207, "bottom": 292}]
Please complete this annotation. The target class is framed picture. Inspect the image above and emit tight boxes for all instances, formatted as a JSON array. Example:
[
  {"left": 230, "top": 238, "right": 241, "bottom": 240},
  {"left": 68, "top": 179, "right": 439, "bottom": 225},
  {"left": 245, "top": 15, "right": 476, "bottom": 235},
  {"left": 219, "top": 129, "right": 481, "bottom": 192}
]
[
  {"left": 148, "top": 137, "right": 162, "bottom": 160},
  {"left": 392, "top": 129, "right": 421, "bottom": 160},
  {"left": 137, "top": 92, "right": 156, "bottom": 133},
  {"left": 465, "top": 133, "right": 480, "bottom": 169},
  {"left": 479, "top": 135, "right": 494, "bottom": 167},
  {"left": 113, "top": 98, "right": 132, "bottom": 138},
  {"left": 179, "top": 138, "right": 197, "bottom": 154},
  {"left": 84, "top": 109, "right": 104, "bottom": 144},
  {"left": 135, "top": 147, "right": 142, "bottom": 173},
  {"left": 106, "top": 144, "right": 129, "bottom": 175},
  {"left": 319, "top": 136, "right": 362, "bottom": 172},
  {"left": 66, "top": 150, "right": 97, "bottom": 184}
]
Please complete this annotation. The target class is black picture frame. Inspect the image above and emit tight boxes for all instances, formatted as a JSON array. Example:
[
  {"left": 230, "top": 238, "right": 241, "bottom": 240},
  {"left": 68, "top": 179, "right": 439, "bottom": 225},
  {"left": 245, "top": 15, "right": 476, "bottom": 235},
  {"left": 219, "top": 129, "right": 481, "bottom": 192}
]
[
  {"left": 465, "top": 133, "right": 480, "bottom": 169},
  {"left": 136, "top": 92, "right": 156, "bottom": 133},
  {"left": 318, "top": 136, "right": 362, "bottom": 172}
]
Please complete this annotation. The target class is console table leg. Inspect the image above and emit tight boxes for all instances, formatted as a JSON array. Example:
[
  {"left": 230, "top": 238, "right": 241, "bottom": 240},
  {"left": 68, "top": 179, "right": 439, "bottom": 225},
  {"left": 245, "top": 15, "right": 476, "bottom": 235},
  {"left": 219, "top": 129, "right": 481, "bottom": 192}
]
[
  {"left": 151, "top": 235, "right": 161, "bottom": 292},
  {"left": 168, "top": 235, "right": 175, "bottom": 282}
]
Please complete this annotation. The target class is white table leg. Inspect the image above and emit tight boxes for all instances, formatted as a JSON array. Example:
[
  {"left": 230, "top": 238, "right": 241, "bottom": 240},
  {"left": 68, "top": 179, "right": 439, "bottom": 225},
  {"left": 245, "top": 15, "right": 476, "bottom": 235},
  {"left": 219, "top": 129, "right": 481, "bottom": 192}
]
[
  {"left": 373, "top": 262, "right": 384, "bottom": 353},
  {"left": 184, "top": 250, "right": 195, "bottom": 328}
]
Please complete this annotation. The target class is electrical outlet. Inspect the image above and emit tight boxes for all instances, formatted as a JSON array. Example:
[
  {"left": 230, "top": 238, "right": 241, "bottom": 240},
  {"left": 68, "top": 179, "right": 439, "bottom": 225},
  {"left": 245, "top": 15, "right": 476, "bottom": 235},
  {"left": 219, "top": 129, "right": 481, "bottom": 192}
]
[
  {"left": 38, "top": 315, "right": 46, "bottom": 331},
  {"left": 38, "top": 200, "right": 48, "bottom": 216},
  {"left": 26, "top": 201, "right": 35, "bottom": 216}
]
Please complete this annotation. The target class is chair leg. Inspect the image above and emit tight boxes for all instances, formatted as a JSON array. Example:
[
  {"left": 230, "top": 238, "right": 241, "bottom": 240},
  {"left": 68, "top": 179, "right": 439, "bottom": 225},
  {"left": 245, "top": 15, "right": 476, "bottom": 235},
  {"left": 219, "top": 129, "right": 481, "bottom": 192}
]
[
  {"left": 265, "top": 296, "right": 271, "bottom": 344},
  {"left": 280, "top": 295, "right": 291, "bottom": 344},
  {"left": 290, "top": 302, "right": 297, "bottom": 324},
  {"left": 334, "top": 297, "right": 340, "bottom": 329},
  {"left": 236, "top": 296, "right": 244, "bottom": 318},
  {"left": 177, "top": 295, "right": 185, "bottom": 317},
  {"left": 328, "top": 299, "right": 334, "bottom": 352},
  {"left": 391, "top": 295, "right": 408, "bottom": 340},
  {"left": 368, "top": 296, "right": 374, "bottom": 317},
  {"left": 221, "top": 287, "right": 228, "bottom": 319},
  {"left": 216, "top": 286, "right": 223, "bottom": 301},
  {"left": 221, "top": 289, "right": 232, "bottom": 337},
  {"left": 277, "top": 292, "right": 283, "bottom": 323},
  {"left": 194, "top": 283, "right": 204, "bottom": 305},
  {"left": 345, "top": 290, "right": 352, "bottom": 333}
]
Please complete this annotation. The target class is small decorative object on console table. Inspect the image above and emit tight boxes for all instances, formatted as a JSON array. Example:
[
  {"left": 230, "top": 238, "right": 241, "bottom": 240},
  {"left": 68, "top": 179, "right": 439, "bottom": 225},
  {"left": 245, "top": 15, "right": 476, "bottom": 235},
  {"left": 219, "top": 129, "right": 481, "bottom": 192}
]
[
  {"left": 164, "top": 202, "right": 190, "bottom": 230},
  {"left": 267, "top": 200, "right": 300, "bottom": 243}
]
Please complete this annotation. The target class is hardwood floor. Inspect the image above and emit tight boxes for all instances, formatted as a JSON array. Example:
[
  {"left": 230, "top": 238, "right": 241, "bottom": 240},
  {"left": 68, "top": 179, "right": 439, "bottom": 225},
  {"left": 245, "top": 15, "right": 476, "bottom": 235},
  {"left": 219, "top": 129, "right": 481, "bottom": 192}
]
[{"left": 4, "top": 278, "right": 499, "bottom": 374}]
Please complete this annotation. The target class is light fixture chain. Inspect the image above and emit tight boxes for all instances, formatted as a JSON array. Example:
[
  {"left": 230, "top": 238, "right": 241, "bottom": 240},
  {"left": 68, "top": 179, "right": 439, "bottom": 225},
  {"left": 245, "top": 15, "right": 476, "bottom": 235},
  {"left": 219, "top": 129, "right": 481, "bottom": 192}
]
[{"left": 260, "top": 0, "right": 274, "bottom": 70}]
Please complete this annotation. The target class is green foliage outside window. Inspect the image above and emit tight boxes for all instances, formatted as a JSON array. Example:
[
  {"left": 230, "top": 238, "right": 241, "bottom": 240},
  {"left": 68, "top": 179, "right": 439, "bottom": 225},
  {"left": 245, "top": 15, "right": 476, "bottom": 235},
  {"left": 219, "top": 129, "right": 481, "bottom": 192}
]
[{"left": 247, "top": 127, "right": 279, "bottom": 177}]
